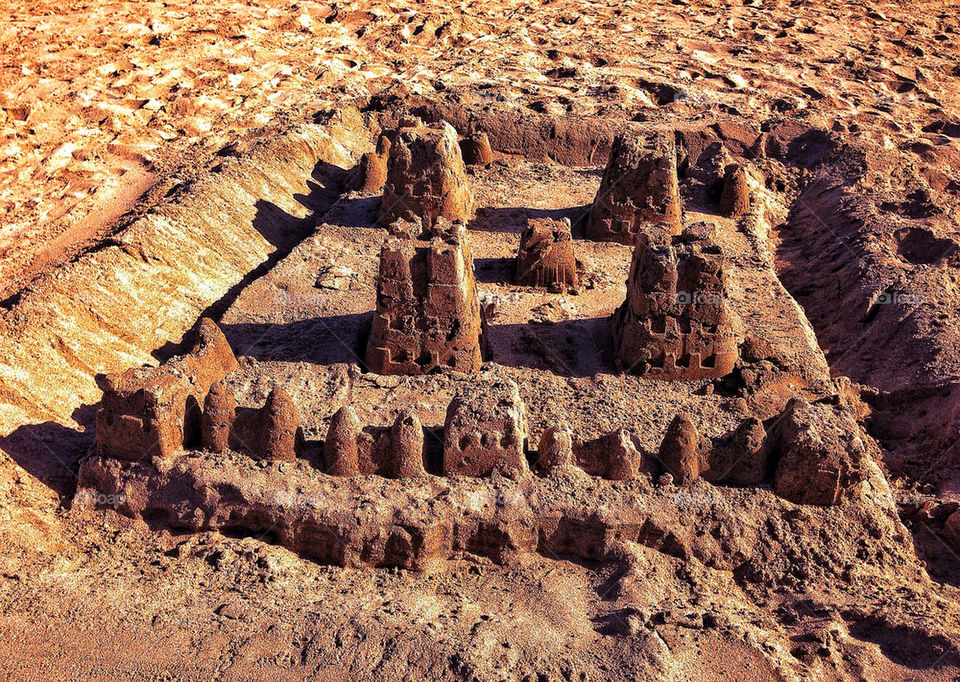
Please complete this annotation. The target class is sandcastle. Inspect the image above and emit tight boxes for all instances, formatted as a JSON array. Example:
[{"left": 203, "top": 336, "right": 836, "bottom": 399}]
[
  {"left": 611, "top": 222, "right": 738, "bottom": 379},
  {"left": 90, "top": 118, "right": 842, "bottom": 498},
  {"left": 86, "top": 299, "right": 867, "bottom": 577},
  {"left": 5, "top": 57, "right": 954, "bottom": 678},
  {"left": 442, "top": 373, "right": 529, "bottom": 477},
  {"left": 87, "top": 321, "right": 868, "bottom": 578},
  {"left": 719, "top": 163, "right": 751, "bottom": 217},
  {"left": 515, "top": 217, "right": 578, "bottom": 293},
  {"left": 586, "top": 130, "right": 682, "bottom": 244},
  {"left": 90, "top": 318, "right": 861, "bottom": 508},
  {"left": 95, "top": 318, "right": 238, "bottom": 461},
  {"left": 365, "top": 218, "right": 485, "bottom": 375},
  {"left": 81, "top": 111, "right": 876, "bottom": 580},
  {"left": 459, "top": 132, "right": 493, "bottom": 166},
  {"left": 378, "top": 120, "right": 474, "bottom": 230}
]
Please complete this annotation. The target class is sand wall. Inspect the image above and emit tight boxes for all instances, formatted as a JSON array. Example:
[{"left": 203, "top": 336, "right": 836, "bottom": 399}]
[{"left": 0, "top": 118, "right": 368, "bottom": 433}]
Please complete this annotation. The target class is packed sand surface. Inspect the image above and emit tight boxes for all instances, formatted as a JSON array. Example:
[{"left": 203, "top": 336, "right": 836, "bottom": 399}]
[{"left": 3, "top": 0, "right": 960, "bottom": 680}]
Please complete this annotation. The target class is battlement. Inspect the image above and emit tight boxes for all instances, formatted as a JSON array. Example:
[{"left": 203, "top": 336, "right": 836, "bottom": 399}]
[
  {"left": 96, "top": 346, "right": 837, "bottom": 496},
  {"left": 88, "top": 320, "right": 868, "bottom": 579},
  {"left": 94, "top": 318, "right": 239, "bottom": 461}
]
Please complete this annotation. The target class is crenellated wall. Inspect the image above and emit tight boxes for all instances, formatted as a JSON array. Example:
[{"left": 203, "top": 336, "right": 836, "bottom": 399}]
[{"left": 92, "top": 329, "right": 869, "bottom": 509}]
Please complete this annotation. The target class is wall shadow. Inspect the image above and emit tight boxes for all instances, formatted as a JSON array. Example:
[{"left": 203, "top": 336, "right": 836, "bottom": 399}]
[
  {"left": 0, "top": 408, "right": 96, "bottom": 500},
  {"left": 845, "top": 616, "right": 959, "bottom": 670},
  {"left": 154, "top": 160, "right": 352, "bottom": 361},
  {"left": 468, "top": 205, "right": 592, "bottom": 235},
  {"left": 474, "top": 257, "right": 515, "bottom": 284},
  {"left": 907, "top": 523, "right": 960, "bottom": 589},
  {"left": 321, "top": 194, "right": 382, "bottom": 228},
  {"left": 219, "top": 312, "right": 373, "bottom": 366},
  {"left": 591, "top": 608, "right": 643, "bottom": 636},
  {"left": 486, "top": 317, "right": 612, "bottom": 378}
]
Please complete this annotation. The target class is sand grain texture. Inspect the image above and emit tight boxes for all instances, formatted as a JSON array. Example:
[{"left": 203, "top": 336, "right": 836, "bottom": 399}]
[{"left": 3, "top": 1, "right": 960, "bottom": 680}]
